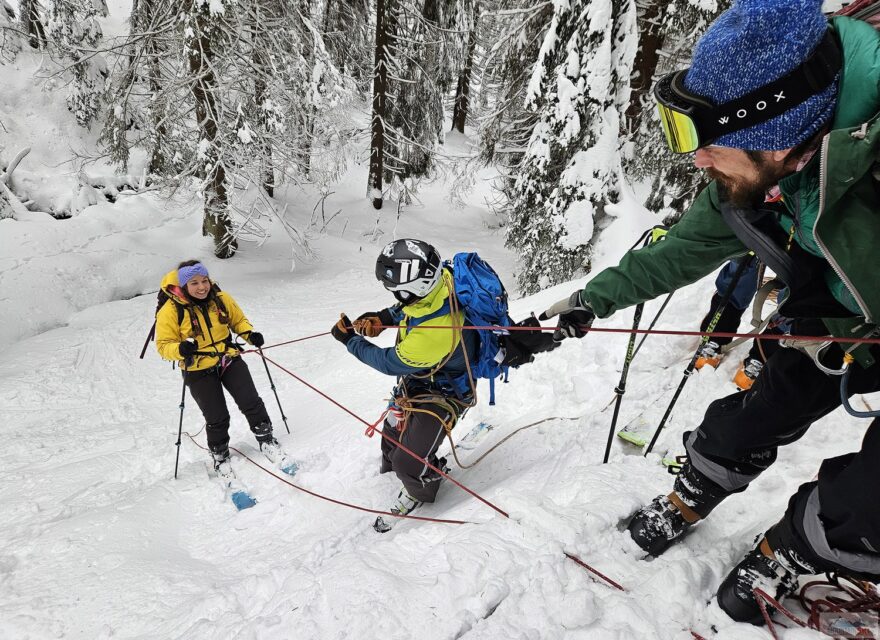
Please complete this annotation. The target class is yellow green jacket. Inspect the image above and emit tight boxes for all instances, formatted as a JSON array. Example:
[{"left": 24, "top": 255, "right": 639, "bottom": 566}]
[
  {"left": 346, "top": 269, "right": 479, "bottom": 381},
  {"left": 155, "top": 270, "right": 254, "bottom": 371}
]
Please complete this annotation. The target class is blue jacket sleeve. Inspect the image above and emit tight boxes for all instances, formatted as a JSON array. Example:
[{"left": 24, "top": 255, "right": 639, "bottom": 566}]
[{"left": 345, "top": 335, "right": 421, "bottom": 376}]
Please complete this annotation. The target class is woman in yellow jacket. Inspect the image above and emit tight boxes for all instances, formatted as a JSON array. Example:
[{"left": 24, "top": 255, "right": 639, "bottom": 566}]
[{"left": 156, "top": 259, "right": 284, "bottom": 478}]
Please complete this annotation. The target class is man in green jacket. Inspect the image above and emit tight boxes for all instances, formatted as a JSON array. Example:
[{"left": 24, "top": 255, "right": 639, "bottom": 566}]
[{"left": 541, "top": 0, "right": 880, "bottom": 625}]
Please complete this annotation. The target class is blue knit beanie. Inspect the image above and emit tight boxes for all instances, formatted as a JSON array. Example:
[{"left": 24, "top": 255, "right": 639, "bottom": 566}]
[
  {"left": 684, "top": 0, "right": 837, "bottom": 150},
  {"left": 178, "top": 262, "right": 209, "bottom": 288}
]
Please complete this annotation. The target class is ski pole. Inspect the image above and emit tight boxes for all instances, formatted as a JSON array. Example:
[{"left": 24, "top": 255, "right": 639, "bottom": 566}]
[
  {"left": 258, "top": 347, "right": 291, "bottom": 434},
  {"left": 631, "top": 292, "right": 674, "bottom": 361},
  {"left": 174, "top": 373, "right": 186, "bottom": 479},
  {"left": 601, "top": 229, "right": 665, "bottom": 462},
  {"left": 643, "top": 256, "right": 754, "bottom": 457},
  {"left": 603, "top": 300, "right": 645, "bottom": 463}
]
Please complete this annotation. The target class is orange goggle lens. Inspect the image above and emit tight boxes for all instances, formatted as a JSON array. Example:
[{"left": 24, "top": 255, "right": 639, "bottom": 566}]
[{"left": 657, "top": 103, "right": 700, "bottom": 153}]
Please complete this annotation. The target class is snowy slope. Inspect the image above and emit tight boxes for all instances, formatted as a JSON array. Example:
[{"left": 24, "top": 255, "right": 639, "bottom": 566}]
[{"left": 1, "top": 161, "right": 875, "bottom": 640}]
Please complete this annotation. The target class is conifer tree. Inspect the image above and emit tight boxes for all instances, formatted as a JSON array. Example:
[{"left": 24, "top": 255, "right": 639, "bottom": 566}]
[
  {"left": 625, "top": 0, "right": 727, "bottom": 220},
  {"left": 47, "top": 0, "right": 109, "bottom": 127},
  {"left": 505, "top": 0, "right": 637, "bottom": 294}
]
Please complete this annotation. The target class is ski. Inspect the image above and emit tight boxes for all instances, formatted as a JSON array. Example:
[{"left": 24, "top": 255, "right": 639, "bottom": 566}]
[
  {"left": 259, "top": 440, "right": 299, "bottom": 476},
  {"left": 206, "top": 461, "right": 257, "bottom": 511},
  {"left": 280, "top": 460, "right": 299, "bottom": 476},
  {"left": 617, "top": 415, "right": 650, "bottom": 447},
  {"left": 457, "top": 421, "right": 495, "bottom": 450},
  {"left": 229, "top": 488, "right": 258, "bottom": 511},
  {"left": 616, "top": 420, "right": 684, "bottom": 470}
]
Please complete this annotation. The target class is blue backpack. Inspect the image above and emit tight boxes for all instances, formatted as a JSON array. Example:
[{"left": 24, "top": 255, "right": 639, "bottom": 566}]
[{"left": 449, "top": 252, "right": 512, "bottom": 405}]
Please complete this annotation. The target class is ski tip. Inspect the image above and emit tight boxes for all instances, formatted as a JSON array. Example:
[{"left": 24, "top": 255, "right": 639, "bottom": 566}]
[
  {"left": 231, "top": 491, "right": 257, "bottom": 510},
  {"left": 617, "top": 431, "right": 648, "bottom": 447},
  {"left": 281, "top": 461, "right": 299, "bottom": 477}
]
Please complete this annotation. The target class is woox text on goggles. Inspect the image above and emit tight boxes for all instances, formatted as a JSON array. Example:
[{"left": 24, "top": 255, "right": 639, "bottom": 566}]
[{"left": 654, "top": 30, "right": 842, "bottom": 153}]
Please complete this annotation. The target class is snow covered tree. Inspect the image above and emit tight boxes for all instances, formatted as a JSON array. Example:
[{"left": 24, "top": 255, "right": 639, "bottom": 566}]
[
  {"left": 181, "top": 0, "right": 236, "bottom": 258},
  {"left": 368, "top": 0, "right": 472, "bottom": 208},
  {"left": 100, "top": 0, "right": 353, "bottom": 256},
  {"left": 19, "top": 0, "right": 47, "bottom": 49},
  {"left": 625, "top": 0, "right": 727, "bottom": 220},
  {"left": 47, "top": 0, "right": 109, "bottom": 127},
  {"left": 505, "top": 0, "right": 637, "bottom": 294},
  {"left": 451, "top": 1, "right": 479, "bottom": 133},
  {"left": 368, "top": 0, "right": 397, "bottom": 209},
  {"left": 322, "top": 0, "right": 373, "bottom": 92},
  {"left": 470, "top": 1, "right": 551, "bottom": 188}
]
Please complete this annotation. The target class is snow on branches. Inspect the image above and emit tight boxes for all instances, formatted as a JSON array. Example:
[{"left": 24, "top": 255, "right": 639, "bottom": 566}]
[{"left": 506, "top": 0, "right": 636, "bottom": 294}]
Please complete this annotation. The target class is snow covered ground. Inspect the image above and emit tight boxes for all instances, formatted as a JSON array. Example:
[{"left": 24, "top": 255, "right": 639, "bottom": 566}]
[{"left": 1, "top": 146, "right": 875, "bottom": 640}]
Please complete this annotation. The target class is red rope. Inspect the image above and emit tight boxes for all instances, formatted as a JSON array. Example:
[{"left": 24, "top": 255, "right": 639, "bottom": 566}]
[
  {"left": 183, "top": 432, "right": 470, "bottom": 525},
  {"left": 252, "top": 331, "right": 332, "bottom": 351},
  {"left": 237, "top": 352, "right": 624, "bottom": 592},
  {"left": 242, "top": 325, "right": 880, "bottom": 356},
  {"left": 372, "top": 324, "right": 880, "bottom": 345},
  {"left": 564, "top": 552, "right": 625, "bottom": 591},
  {"left": 255, "top": 352, "right": 510, "bottom": 520}
]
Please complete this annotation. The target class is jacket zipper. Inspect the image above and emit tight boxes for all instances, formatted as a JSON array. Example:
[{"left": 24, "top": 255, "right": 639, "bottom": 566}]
[
  {"left": 812, "top": 133, "right": 873, "bottom": 323},
  {"left": 792, "top": 193, "right": 807, "bottom": 247}
]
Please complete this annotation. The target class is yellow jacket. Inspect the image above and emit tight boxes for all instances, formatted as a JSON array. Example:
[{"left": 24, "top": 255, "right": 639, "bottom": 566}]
[
  {"left": 395, "top": 270, "right": 463, "bottom": 369},
  {"left": 155, "top": 270, "right": 254, "bottom": 371}
]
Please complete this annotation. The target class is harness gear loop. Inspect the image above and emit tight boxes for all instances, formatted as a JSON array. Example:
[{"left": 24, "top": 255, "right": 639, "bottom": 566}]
[{"left": 780, "top": 337, "right": 846, "bottom": 376}]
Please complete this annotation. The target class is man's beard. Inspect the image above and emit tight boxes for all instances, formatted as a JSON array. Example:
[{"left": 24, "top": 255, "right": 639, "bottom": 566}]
[{"left": 708, "top": 160, "right": 789, "bottom": 208}]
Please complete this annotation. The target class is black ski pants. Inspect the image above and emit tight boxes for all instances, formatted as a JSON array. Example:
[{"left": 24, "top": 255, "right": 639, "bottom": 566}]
[
  {"left": 184, "top": 356, "right": 271, "bottom": 453},
  {"left": 681, "top": 344, "right": 880, "bottom": 577},
  {"left": 381, "top": 400, "right": 457, "bottom": 503}
]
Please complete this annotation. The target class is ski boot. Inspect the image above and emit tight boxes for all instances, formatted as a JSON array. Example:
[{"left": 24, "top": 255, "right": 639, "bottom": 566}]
[
  {"left": 695, "top": 340, "right": 723, "bottom": 370},
  {"left": 717, "top": 518, "right": 818, "bottom": 624},
  {"left": 373, "top": 488, "right": 423, "bottom": 533},
  {"left": 733, "top": 357, "right": 764, "bottom": 391},
  {"left": 258, "top": 436, "right": 298, "bottom": 476},
  {"left": 211, "top": 447, "right": 234, "bottom": 481},
  {"left": 717, "top": 538, "right": 801, "bottom": 624},
  {"left": 628, "top": 460, "right": 730, "bottom": 555},
  {"left": 627, "top": 493, "right": 698, "bottom": 556}
]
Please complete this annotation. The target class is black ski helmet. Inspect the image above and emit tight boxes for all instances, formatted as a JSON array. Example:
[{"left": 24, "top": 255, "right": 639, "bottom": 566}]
[{"left": 375, "top": 239, "right": 442, "bottom": 303}]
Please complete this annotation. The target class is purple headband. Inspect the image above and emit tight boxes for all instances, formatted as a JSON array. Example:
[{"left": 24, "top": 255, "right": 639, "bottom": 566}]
[{"left": 178, "top": 262, "right": 209, "bottom": 288}]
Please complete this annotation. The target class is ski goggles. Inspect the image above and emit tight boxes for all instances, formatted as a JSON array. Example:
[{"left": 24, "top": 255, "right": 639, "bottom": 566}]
[
  {"left": 376, "top": 262, "right": 441, "bottom": 301},
  {"left": 654, "top": 30, "right": 842, "bottom": 154}
]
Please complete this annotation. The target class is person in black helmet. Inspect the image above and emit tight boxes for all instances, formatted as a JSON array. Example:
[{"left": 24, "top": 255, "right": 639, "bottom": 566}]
[
  {"left": 329, "top": 239, "right": 479, "bottom": 532},
  {"left": 330, "top": 239, "right": 556, "bottom": 532}
]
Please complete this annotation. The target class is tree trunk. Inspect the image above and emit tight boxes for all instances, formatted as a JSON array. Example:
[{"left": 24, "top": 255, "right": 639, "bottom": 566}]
[
  {"left": 297, "top": 0, "right": 315, "bottom": 179},
  {"left": 625, "top": 0, "right": 664, "bottom": 132},
  {"left": 368, "top": 0, "right": 389, "bottom": 209},
  {"left": 146, "top": 18, "right": 168, "bottom": 176},
  {"left": 19, "top": 0, "right": 47, "bottom": 50},
  {"left": 452, "top": 4, "right": 479, "bottom": 134},
  {"left": 252, "top": 3, "right": 275, "bottom": 196},
  {"left": 184, "top": 0, "right": 236, "bottom": 258}
]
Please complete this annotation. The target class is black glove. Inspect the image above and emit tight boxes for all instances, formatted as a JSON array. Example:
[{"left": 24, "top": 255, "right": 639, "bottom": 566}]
[
  {"left": 178, "top": 340, "right": 198, "bottom": 358},
  {"left": 500, "top": 315, "right": 561, "bottom": 367},
  {"left": 353, "top": 308, "right": 396, "bottom": 338},
  {"left": 248, "top": 331, "right": 265, "bottom": 348},
  {"left": 331, "top": 314, "right": 355, "bottom": 345},
  {"left": 538, "top": 291, "right": 595, "bottom": 340}
]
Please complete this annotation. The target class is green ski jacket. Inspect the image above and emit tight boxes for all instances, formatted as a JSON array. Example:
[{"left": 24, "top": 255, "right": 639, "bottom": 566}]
[{"left": 581, "top": 17, "right": 880, "bottom": 366}]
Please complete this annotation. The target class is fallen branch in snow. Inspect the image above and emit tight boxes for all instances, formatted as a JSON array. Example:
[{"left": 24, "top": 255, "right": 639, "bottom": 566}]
[{"left": 0, "top": 145, "right": 30, "bottom": 185}]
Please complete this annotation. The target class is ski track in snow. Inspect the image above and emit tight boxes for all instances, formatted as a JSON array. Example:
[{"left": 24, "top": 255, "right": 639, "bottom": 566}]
[{"left": 1, "top": 170, "right": 870, "bottom": 639}]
